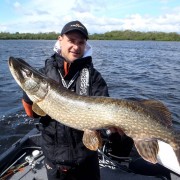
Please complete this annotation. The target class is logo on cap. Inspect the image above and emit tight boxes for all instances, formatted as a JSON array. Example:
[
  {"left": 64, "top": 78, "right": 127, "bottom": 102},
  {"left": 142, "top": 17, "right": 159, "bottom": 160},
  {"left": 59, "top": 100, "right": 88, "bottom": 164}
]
[{"left": 71, "top": 23, "right": 85, "bottom": 29}]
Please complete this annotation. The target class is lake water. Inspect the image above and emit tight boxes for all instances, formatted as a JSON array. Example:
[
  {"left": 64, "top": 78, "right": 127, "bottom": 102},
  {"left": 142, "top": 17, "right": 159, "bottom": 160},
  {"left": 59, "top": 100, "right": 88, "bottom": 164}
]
[{"left": 0, "top": 40, "right": 180, "bottom": 154}]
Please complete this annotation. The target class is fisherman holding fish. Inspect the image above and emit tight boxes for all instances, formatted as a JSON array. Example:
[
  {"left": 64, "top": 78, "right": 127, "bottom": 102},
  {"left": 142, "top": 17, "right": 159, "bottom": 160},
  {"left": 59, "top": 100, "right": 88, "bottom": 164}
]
[
  {"left": 20, "top": 20, "right": 128, "bottom": 180},
  {"left": 9, "top": 21, "right": 180, "bottom": 180}
]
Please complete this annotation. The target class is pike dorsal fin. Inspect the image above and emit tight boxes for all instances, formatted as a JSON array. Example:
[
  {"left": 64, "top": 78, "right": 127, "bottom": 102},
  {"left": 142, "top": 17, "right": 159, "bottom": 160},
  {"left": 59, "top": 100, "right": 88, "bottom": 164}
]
[{"left": 138, "top": 100, "right": 172, "bottom": 127}]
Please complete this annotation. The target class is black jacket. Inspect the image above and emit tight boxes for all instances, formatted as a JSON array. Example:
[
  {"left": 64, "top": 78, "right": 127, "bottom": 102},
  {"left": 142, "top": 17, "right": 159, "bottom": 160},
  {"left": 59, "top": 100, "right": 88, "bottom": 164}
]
[{"left": 23, "top": 53, "right": 109, "bottom": 166}]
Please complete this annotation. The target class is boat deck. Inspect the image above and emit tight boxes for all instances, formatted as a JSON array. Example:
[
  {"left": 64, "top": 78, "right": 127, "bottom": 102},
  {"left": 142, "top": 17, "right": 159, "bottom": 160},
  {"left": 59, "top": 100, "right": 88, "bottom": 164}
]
[
  {"left": 0, "top": 128, "right": 180, "bottom": 180},
  {"left": 4, "top": 155, "right": 165, "bottom": 180}
]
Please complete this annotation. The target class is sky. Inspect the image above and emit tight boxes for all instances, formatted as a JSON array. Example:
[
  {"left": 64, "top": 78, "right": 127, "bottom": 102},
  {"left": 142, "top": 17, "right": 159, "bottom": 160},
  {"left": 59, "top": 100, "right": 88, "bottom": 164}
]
[{"left": 0, "top": 0, "right": 180, "bottom": 34}]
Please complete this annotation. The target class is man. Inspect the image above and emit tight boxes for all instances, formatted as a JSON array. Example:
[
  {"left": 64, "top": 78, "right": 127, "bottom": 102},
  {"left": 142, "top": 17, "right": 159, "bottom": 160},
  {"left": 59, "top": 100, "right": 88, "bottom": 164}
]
[{"left": 22, "top": 20, "right": 109, "bottom": 180}]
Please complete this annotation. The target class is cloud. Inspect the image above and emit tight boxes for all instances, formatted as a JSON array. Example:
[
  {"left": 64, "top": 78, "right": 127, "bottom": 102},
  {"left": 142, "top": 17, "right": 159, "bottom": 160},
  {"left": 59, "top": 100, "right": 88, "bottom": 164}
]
[
  {"left": 13, "top": 1, "right": 21, "bottom": 9},
  {"left": 71, "top": 0, "right": 109, "bottom": 14},
  {"left": 1, "top": 0, "right": 180, "bottom": 33}
]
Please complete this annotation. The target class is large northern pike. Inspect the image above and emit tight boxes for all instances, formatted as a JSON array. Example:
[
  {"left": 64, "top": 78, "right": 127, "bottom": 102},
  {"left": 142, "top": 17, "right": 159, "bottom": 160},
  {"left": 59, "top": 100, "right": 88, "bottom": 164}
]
[{"left": 8, "top": 57, "right": 180, "bottom": 170}]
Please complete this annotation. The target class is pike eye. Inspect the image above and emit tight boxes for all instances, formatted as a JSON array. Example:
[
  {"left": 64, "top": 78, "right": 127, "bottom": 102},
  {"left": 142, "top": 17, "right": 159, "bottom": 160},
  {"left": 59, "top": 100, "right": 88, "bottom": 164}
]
[
  {"left": 24, "top": 69, "right": 32, "bottom": 77},
  {"left": 42, "top": 79, "right": 47, "bottom": 85}
]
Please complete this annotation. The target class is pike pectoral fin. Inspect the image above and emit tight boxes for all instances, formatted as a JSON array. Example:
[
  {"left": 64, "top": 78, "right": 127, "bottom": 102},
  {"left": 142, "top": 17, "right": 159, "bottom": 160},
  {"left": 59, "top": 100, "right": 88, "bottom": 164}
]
[
  {"left": 32, "top": 103, "right": 46, "bottom": 116},
  {"left": 82, "top": 129, "right": 102, "bottom": 151},
  {"left": 134, "top": 140, "right": 159, "bottom": 164}
]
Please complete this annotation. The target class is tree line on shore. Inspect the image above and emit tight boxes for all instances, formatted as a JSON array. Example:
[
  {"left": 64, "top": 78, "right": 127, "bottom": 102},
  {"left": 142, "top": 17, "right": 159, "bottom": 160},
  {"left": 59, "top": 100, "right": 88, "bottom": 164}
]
[{"left": 0, "top": 30, "right": 180, "bottom": 41}]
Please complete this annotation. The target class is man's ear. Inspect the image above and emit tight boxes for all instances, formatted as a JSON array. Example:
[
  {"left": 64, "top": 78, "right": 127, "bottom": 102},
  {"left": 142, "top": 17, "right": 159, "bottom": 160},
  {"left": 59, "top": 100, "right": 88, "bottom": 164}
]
[
  {"left": 58, "top": 36, "right": 63, "bottom": 47},
  {"left": 58, "top": 35, "right": 63, "bottom": 42}
]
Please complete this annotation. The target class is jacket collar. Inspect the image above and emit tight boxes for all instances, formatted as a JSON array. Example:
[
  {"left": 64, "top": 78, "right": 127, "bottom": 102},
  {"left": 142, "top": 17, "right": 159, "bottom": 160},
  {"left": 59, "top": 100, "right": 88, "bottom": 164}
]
[
  {"left": 53, "top": 53, "right": 92, "bottom": 68},
  {"left": 52, "top": 53, "right": 92, "bottom": 79}
]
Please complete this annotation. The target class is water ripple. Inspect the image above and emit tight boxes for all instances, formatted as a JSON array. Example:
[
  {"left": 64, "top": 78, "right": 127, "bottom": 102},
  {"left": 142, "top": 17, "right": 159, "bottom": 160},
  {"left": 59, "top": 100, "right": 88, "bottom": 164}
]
[{"left": 0, "top": 40, "right": 179, "bottom": 153}]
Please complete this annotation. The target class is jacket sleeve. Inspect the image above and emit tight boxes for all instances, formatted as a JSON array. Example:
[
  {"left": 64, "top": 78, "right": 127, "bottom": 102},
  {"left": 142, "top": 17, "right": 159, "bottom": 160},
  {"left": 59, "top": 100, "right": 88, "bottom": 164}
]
[
  {"left": 90, "top": 68, "right": 109, "bottom": 97},
  {"left": 22, "top": 91, "right": 33, "bottom": 117},
  {"left": 22, "top": 91, "right": 41, "bottom": 118}
]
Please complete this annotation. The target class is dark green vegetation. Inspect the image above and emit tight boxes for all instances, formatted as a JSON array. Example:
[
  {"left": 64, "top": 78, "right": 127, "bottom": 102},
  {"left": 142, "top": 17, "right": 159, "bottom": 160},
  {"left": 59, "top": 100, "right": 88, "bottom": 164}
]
[
  {"left": 90, "top": 30, "right": 180, "bottom": 41},
  {"left": 0, "top": 30, "right": 180, "bottom": 41}
]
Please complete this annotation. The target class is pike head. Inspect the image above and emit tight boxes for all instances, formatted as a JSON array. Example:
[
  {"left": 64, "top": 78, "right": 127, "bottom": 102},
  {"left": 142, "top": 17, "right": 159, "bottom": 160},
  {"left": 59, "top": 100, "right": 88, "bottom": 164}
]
[{"left": 8, "top": 57, "right": 48, "bottom": 103}]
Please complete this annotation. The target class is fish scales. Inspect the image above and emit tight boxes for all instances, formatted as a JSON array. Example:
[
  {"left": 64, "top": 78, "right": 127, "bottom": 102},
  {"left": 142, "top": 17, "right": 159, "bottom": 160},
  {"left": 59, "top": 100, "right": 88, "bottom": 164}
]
[
  {"left": 8, "top": 57, "right": 180, "bottom": 167},
  {"left": 38, "top": 85, "right": 174, "bottom": 142}
]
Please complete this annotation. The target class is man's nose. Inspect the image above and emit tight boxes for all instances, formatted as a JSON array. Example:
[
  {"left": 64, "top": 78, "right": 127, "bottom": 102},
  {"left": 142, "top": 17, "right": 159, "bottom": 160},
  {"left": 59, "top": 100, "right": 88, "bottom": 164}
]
[{"left": 73, "top": 44, "right": 79, "bottom": 50}]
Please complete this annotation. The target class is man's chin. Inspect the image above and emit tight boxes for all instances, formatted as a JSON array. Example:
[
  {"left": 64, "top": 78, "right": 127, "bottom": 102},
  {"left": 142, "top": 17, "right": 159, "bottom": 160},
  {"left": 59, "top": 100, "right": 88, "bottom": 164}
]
[
  {"left": 70, "top": 56, "right": 81, "bottom": 62},
  {"left": 66, "top": 57, "right": 78, "bottom": 63}
]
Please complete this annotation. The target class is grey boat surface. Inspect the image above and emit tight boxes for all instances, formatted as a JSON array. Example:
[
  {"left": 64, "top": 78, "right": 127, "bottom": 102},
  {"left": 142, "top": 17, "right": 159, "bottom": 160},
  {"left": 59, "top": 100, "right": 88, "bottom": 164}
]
[{"left": 0, "top": 128, "right": 179, "bottom": 180}]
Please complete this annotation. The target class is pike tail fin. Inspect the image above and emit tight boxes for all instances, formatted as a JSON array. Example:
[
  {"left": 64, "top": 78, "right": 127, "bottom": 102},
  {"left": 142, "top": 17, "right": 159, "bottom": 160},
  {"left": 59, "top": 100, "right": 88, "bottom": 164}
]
[
  {"left": 157, "top": 138, "right": 180, "bottom": 175},
  {"left": 175, "top": 148, "right": 180, "bottom": 167},
  {"left": 174, "top": 132, "right": 180, "bottom": 166}
]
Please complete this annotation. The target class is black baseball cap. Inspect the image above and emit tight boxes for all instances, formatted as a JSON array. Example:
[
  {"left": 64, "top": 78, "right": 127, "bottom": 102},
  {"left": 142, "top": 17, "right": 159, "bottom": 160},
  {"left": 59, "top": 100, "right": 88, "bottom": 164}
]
[{"left": 61, "top": 20, "right": 88, "bottom": 39}]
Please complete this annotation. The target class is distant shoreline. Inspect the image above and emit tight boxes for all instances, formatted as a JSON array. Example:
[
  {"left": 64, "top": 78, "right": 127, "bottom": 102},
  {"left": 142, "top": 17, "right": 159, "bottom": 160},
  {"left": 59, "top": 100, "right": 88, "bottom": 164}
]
[{"left": 0, "top": 30, "right": 180, "bottom": 41}]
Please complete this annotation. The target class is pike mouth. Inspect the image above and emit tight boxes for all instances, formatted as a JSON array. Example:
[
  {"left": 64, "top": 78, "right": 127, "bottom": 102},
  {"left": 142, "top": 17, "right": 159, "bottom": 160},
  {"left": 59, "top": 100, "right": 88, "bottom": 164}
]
[
  {"left": 9, "top": 57, "right": 39, "bottom": 91},
  {"left": 8, "top": 58, "right": 13, "bottom": 67}
]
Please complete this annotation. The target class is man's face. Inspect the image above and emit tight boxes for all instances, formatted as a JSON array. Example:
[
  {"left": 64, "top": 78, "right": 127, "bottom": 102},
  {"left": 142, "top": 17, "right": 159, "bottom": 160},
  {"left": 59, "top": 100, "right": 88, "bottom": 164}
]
[{"left": 59, "top": 31, "right": 86, "bottom": 63}]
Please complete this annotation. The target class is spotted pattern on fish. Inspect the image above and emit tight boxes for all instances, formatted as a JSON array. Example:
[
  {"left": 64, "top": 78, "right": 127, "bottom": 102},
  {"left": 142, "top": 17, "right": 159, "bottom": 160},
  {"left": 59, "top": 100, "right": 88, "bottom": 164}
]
[{"left": 8, "top": 57, "right": 180, "bottom": 166}]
